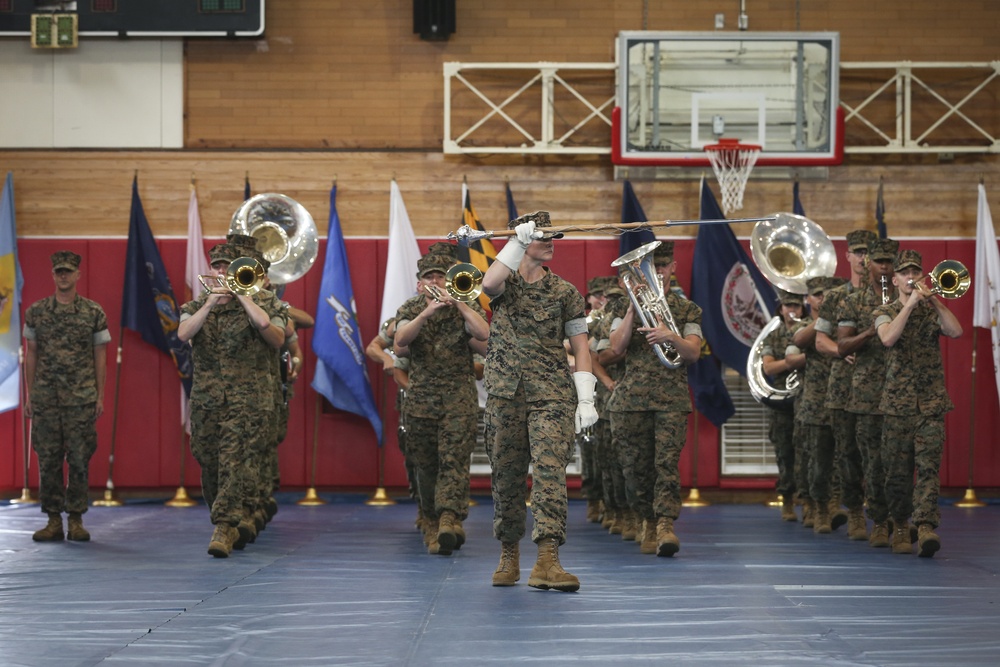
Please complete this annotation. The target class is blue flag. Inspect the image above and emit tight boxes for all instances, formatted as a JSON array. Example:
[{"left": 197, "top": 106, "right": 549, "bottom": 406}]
[
  {"left": 619, "top": 179, "right": 656, "bottom": 256},
  {"left": 793, "top": 180, "right": 806, "bottom": 217},
  {"left": 689, "top": 178, "right": 776, "bottom": 377},
  {"left": 0, "top": 172, "right": 24, "bottom": 413},
  {"left": 875, "top": 177, "right": 887, "bottom": 239},
  {"left": 311, "top": 186, "right": 383, "bottom": 444},
  {"left": 121, "top": 177, "right": 193, "bottom": 395},
  {"left": 505, "top": 180, "right": 519, "bottom": 222}
]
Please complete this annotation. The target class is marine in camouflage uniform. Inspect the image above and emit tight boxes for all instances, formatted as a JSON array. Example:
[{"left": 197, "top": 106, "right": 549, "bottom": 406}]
[
  {"left": 761, "top": 292, "right": 806, "bottom": 522},
  {"left": 874, "top": 249, "right": 962, "bottom": 557},
  {"left": 594, "top": 277, "right": 632, "bottom": 537},
  {"left": 791, "top": 277, "right": 844, "bottom": 534},
  {"left": 179, "top": 237, "right": 287, "bottom": 558},
  {"left": 394, "top": 245, "right": 489, "bottom": 555},
  {"left": 837, "top": 237, "right": 899, "bottom": 548},
  {"left": 24, "top": 250, "right": 111, "bottom": 543},
  {"left": 608, "top": 241, "right": 703, "bottom": 557},
  {"left": 482, "top": 211, "right": 597, "bottom": 592},
  {"left": 814, "top": 229, "right": 876, "bottom": 539}
]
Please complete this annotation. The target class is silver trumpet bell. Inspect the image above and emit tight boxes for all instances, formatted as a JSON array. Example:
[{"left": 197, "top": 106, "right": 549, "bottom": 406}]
[
  {"left": 230, "top": 193, "right": 319, "bottom": 286},
  {"left": 611, "top": 240, "right": 683, "bottom": 369}
]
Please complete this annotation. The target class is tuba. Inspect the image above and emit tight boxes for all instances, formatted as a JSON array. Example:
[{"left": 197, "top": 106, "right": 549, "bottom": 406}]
[
  {"left": 611, "top": 240, "right": 682, "bottom": 369},
  {"left": 229, "top": 193, "right": 319, "bottom": 286},
  {"left": 746, "top": 213, "right": 836, "bottom": 406}
]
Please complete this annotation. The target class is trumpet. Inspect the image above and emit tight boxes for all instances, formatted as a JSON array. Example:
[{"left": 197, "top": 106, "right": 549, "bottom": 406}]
[
  {"left": 907, "top": 260, "right": 970, "bottom": 299},
  {"left": 197, "top": 256, "right": 268, "bottom": 297}
]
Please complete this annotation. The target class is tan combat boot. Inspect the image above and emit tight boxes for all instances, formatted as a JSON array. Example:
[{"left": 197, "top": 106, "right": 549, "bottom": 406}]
[
  {"left": 32, "top": 512, "right": 64, "bottom": 542},
  {"left": 813, "top": 505, "right": 832, "bottom": 534},
  {"left": 869, "top": 522, "right": 890, "bottom": 548},
  {"left": 586, "top": 499, "right": 601, "bottom": 523},
  {"left": 527, "top": 537, "right": 580, "bottom": 592},
  {"left": 608, "top": 509, "right": 624, "bottom": 535},
  {"left": 847, "top": 509, "right": 868, "bottom": 541},
  {"left": 491, "top": 542, "right": 520, "bottom": 586},
  {"left": 437, "top": 510, "right": 459, "bottom": 552},
  {"left": 917, "top": 524, "right": 941, "bottom": 558},
  {"left": 621, "top": 510, "right": 638, "bottom": 541},
  {"left": 780, "top": 498, "right": 797, "bottom": 522},
  {"left": 829, "top": 501, "right": 849, "bottom": 531},
  {"left": 208, "top": 523, "right": 237, "bottom": 558},
  {"left": 233, "top": 517, "right": 256, "bottom": 550},
  {"left": 801, "top": 500, "right": 815, "bottom": 528},
  {"left": 655, "top": 517, "right": 680, "bottom": 557},
  {"left": 600, "top": 505, "right": 614, "bottom": 530},
  {"left": 66, "top": 512, "right": 91, "bottom": 542},
  {"left": 453, "top": 520, "right": 466, "bottom": 550},
  {"left": 891, "top": 520, "right": 912, "bottom": 554},
  {"left": 639, "top": 519, "right": 657, "bottom": 554}
]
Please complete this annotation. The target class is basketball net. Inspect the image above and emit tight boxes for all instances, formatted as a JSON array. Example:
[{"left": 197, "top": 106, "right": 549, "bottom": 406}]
[{"left": 705, "top": 138, "right": 761, "bottom": 215}]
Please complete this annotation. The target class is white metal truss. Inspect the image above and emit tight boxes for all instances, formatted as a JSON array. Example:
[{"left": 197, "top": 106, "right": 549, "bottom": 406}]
[{"left": 444, "top": 60, "right": 1000, "bottom": 157}]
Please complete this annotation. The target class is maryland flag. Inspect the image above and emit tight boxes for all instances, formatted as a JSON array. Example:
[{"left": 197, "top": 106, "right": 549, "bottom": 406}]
[{"left": 456, "top": 182, "right": 498, "bottom": 311}]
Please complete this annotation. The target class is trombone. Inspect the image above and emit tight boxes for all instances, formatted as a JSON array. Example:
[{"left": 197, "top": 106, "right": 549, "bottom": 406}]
[
  {"left": 197, "top": 256, "right": 268, "bottom": 297},
  {"left": 908, "top": 260, "right": 970, "bottom": 299},
  {"left": 420, "top": 263, "right": 484, "bottom": 303}
]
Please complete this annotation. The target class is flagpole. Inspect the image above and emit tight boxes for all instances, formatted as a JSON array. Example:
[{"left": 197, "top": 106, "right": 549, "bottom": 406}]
[
  {"left": 93, "top": 332, "right": 124, "bottom": 507},
  {"left": 683, "top": 411, "right": 709, "bottom": 507},
  {"left": 955, "top": 332, "right": 986, "bottom": 507},
  {"left": 366, "top": 373, "right": 396, "bottom": 506},
  {"left": 11, "top": 346, "right": 38, "bottom": 505},
  {"left": 166, "top": 428, "right": 197, "bottom": 507},
  {"left": 297, "top": 394, "right": 326, "bottom": 505}
]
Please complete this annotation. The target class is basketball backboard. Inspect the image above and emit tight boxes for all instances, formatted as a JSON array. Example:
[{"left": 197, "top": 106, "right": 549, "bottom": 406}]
[{"left": 613, "top": 31, "right": 842, "bottom": 167}]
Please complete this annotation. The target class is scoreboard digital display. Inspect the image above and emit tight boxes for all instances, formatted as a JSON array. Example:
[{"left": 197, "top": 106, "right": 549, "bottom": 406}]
[{"left": 0, "top": 1, "right": 264, "bottom": 37}]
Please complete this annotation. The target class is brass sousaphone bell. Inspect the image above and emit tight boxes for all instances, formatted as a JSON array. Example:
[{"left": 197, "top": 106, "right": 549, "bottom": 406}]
[{"left": 229, "top": 193, "right": 320, "bottom": 286}]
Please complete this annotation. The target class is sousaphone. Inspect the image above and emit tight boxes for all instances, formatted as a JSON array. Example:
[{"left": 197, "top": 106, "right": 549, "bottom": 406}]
[{"left": 229, "top": 193, "right": 319, "bottom": 286}]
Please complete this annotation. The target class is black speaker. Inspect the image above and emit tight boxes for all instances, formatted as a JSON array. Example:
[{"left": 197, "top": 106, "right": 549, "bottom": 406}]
[{"left": 413, "top": 0, "right": 455, "bottom": 42}]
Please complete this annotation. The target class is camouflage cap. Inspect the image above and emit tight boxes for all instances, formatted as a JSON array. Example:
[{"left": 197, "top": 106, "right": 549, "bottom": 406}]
[
  {"left": 868, "top": 237, "right": 900, "bottom": 262},
  {"left": 417, "top": 251, "right": 452, "bottom": 278},
  {"left": 51, "top": 250, "right": 81, "bottom": 271},
  {"left": 226, "top": 233, "right": 259, "bottom": 256},
  {"left": 586, "top": 276, "right": 605, "bottom": 297},
  {"left": 653, "top": 241, "right": 675, "bottom": 265},
  {"left": 894, "top": 248, "right": 922, "bottom": 272},
  {"left": 806, "top": 276, "right": 827, "bottom": 295},
  {"left": 600, "top": 275, "right": 625, "bottom": 296},
  {"left": 208, "top": 243, "right": 237, "bottom": 264},
  {"left": 425, "top": 242, "right": 458, "bottom": 262},
  {"left": 508, "top": 210, "right": 564, "bottom": 240},
  {"left": 846, "top": 229, "right": 878, "bottom": 251},
  {"left": 778, "top": 289, "right": 804, "bottom": 306}
]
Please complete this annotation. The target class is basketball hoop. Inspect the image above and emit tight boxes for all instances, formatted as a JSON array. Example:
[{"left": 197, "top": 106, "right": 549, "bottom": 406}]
[{"left": 704, "top": 138, "right": 761, "bottom": 216}]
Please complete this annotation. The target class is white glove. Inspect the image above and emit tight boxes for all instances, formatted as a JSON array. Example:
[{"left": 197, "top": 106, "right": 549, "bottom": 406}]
[
  {"left": 495, "top": 221, "right": 540, "bottom": 272},
  {"left": 573, "top": 371, "right": 599, "bottom": 434},
  {"left": 785, "top": 345, "right": 801, "bottom": 356}
]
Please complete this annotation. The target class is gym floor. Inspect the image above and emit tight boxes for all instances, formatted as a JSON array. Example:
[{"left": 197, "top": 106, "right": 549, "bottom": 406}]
[{"left": 1, "top": 494, "right": 998, "bottom": 666}]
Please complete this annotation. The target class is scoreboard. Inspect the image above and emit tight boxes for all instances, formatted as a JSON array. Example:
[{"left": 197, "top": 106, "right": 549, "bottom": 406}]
[{"left": 0, "top": 1, "right": 264, "bottom": 37}]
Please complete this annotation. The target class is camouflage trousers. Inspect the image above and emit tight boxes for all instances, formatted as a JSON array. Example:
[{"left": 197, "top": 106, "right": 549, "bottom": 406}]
[
  {"left": 597, "top": 417, "right": 627, "bottom": 512},
  {"left": 407, "top": 413, "right": 476, "bottom": 521},
  {"left": 831, "top": 409, "right": 863, "bottom": 510},
  {"left": 806, "top": 423, "right": 836, "bottom": 504},
  {"left": 578, "top": 423, "right": 601, "bottom": 502},
  {"left": 191, "top": 404, "right": 270, "bottom": 527},
  {"left": 767, "top": 407, "right": 796, "bottom": 497},
  {"left": 397, "top": 392, "right": 418, "bottom": 501},
  {"left": 855, "top": 413, "right": 887, "bottom": 523},
  {"left": 610, "top": 410, "right": 686, "bottom": 522},
  {"left": 882, "top": 414, "right": 944, "bottom": 528},
  {"left": 485, "top": 386, "right": 575, "bottom": 545},
  {"left": 793, "top": 418, "right": 811, "bottom": 502},
  {"left": 260, "top": 403, "right": 288, "bottom": 499},
  {"left": 31, "top": 403, "right": 97, "bottom": 514}
]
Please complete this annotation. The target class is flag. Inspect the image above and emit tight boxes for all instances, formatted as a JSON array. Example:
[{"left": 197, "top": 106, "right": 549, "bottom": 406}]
[
  {"left": 244, "top": 174, "right": 252, "bottom": 201},
  {"left": 182, "top": 184, "right": 210, "bottom": 431},
  {"left": 793, "top": 180, "right": 806, "bottom": 217},
  {"left": 875, "top": 177, "right": 888, "bottom": 238},
  {"left": 379, "top": 180, "right": 421, "bottom": 325},
  {"left": 121, "top": 176, "right": 193, "bottom": 396},
  {"left": 311, "top": 185, "right": 382, "bottom": 444},
  {"left": 505, "top": 180, "right": 519, "bottom": 222},
  {"left": 619, "top": 179, "right": 656, "bottom": 256},
  {"left": 689, "top": 177, "right": 776, "bottom": 377},
  {"left": 456, "top": 182, "right": 498, "bottom": 311},
  {"left": 974, "top": 183, "right": 1000, "bottom": 406},
  {"left": 0, "top": 172, "right": 24, "bottom": 413}
]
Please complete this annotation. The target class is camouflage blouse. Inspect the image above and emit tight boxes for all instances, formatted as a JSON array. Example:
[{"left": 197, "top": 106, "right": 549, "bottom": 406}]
[
  {"left": 837, "top": 285, "right": 889, "bottom": 415},
  {"left": 24, "top": 295, "right": 110, "bottom": 406},
  {"left": 394, "top": 295, "right": 484, "bottom": 417},
  {"left": 815, "top": 281, "right": 856, "bottom": 411},
  {"left": 484, "top": 268, "right": 586, "bottom": 403},
  {"left": 792, "top": 317, "right": 834, "bottom": 426}
]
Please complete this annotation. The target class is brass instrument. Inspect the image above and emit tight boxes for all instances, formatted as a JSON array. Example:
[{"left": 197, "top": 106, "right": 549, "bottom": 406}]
[
  {"left": 747, "top": 213, "right": 835, "bottom": 405},
  {"left": 610, "top": 240, "right": 682, "bottom": 369},
  {"left": 881, "top": 275, "right": 890, "bottom": 304},
  {"left": 423, "top": 284, "right": 444, "bottom": 302},
  {"left": 196, "top": 256, "right": 267, "bottom": 297},
  {"left": 445, "top": 263, "right": 483, "bottom": 303},
  {"left": 908, "top": 259, "right": 970, "bottom": 299},
  {"left": 229, "top": 193, "right": 319, "bottom": 286}
]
